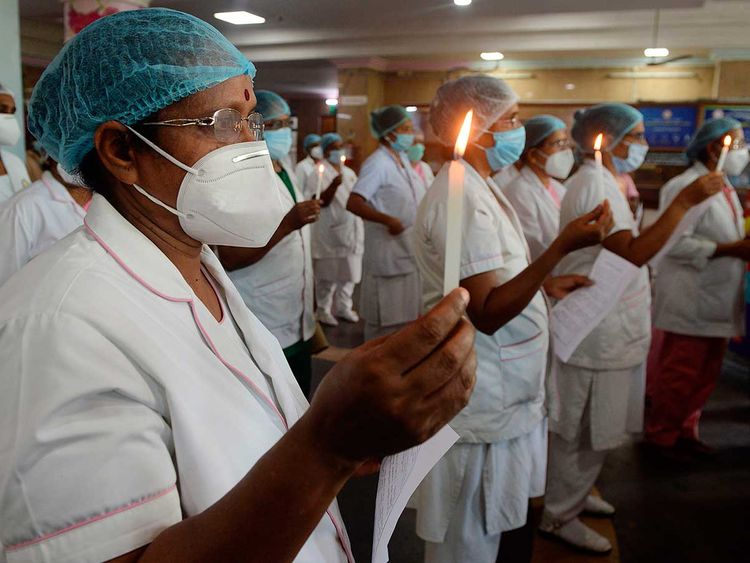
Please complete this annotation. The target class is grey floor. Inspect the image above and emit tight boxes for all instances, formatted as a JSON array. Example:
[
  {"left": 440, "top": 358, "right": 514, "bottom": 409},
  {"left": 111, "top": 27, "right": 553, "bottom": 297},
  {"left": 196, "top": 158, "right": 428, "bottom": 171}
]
[{"left": 312, "top": 318, "right": 750, "bottom": 563}]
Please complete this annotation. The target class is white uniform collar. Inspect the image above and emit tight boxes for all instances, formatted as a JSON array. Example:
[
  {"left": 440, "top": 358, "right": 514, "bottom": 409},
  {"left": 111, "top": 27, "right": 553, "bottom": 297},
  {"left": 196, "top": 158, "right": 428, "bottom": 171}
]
[{"left": 40, "top": 171, "right": 86, "bottom": 213}]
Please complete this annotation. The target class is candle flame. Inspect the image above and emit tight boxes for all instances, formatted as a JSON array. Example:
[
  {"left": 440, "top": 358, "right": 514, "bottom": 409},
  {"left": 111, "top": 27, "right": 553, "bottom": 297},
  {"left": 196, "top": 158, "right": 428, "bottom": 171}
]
[
  {"left": 454, "top": 109, "right": 474, "bottom": 159},
  {"left": 594, "top": 133, "right": 603, "bottom": 151},
  {"left": 340, "top": 154, "right": 346, "bottom": 164},
  {"left": 318, "top": 163, "right": 325, "bottom": 174},
  {"left": 723, "top": 135, "right": 732, "bottom": 147}
]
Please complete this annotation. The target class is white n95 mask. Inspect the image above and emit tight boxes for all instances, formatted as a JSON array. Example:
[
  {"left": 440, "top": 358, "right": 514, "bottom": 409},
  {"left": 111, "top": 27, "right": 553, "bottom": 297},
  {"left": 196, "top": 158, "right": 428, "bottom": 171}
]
[
  {"left": 310, "top": 146, "right": 324, "bottom": 160},
  {"left": 0, "top": 114, "right": 21, "bottom": 147},
  {"left": 724, "top": 148, "right": 750, "bottom": 177},
  {"left": 544, "top": 148, "right": 575, "bottom": 180},
  {"left": 127, "top": 126, "right": 285, "bottom": 247}
]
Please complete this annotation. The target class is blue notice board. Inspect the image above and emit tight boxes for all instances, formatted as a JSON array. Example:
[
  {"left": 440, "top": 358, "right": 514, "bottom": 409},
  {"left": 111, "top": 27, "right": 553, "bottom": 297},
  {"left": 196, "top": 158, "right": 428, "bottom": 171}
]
[
  {"left": 703, "top": 105, "right": 750, "bottom": 140},
  {"left": 639, "top": 105, "right": 698, "bottom": 149}
]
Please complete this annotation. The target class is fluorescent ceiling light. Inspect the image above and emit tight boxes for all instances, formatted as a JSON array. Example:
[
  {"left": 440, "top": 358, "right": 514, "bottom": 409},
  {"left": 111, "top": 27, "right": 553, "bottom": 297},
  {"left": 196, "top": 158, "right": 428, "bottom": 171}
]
[
  {"left": 406, "top": 106, "right": 418, "bottom": 112},
  {"left": 480, "top": 52, "right": 504, "bottom": 61},
  {"left": 644, "top": 47, "right": 670, "bottom": 58},
  {"left": 454, "top": 0, "right": 472, "bottom": 6},
  {"left": 214, "top": 11, "right": 265, "bottom": 25},
  {"left": 325, "top": 98, "right": 339, "bottom": 106},
  {"left": 608, "top": 71, "right": 696, "bottom": 79}
]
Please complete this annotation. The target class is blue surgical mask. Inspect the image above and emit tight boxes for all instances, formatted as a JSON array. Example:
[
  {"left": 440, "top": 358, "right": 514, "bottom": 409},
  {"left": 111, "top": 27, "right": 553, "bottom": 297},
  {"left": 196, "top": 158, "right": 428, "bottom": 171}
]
[
  {"left": 478, "top": 127, "right": 526, "bottom": 171},
  {"left": 327, "top": 149, "right": 345, "bottom": 164},
  {"left": 407, "top": 143, "right": 425, "bottom": 162},
  {"left": 264, "top": 127, "right": 293, "bottom": 161},
  {"left": 612, "top": 142, "right": 649, "bottom": 174},
  {"left": 389, "top": 133, "right": 415, "bottom": 152}
]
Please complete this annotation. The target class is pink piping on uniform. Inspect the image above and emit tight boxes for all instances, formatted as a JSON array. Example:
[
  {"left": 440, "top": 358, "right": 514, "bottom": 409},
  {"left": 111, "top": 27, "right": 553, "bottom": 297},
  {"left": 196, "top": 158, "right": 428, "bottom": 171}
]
[
  {"left": 6, "top": 485, "right": 176, "bottom": 551},
  {"left": 500, "top": 330, "right": 543, "bottom": 350},
  {"left": 42, "top": 173, "right": 88, "bottom": 218},
  {"left": 83, "top": 220, "right": 353, "bottom": 562}
]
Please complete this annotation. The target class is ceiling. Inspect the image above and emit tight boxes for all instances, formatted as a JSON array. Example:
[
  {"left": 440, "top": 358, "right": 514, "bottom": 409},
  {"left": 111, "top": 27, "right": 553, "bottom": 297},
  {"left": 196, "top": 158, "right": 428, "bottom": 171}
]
[{"left": 19, "top": 0, "right": 750, "bottom": 97}]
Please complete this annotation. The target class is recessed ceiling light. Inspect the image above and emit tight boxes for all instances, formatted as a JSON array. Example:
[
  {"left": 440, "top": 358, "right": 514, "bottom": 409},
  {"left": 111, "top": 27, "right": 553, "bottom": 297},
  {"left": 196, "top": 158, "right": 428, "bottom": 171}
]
[
  {"left": 325, "top": 98, "right": 339, "bottom": 106},
  {"left": 406, "top": 106, "right": 418, "bottom": 112},
  {"left": 644, "top": 47, "right": 670, "bottom": 58},
  {"left": 480, "top": 52, "right": 504, "bottom": 61},
  {"left": 564, "top": 83, "right": 576, "bottom": 90},
  {"left": 214, "top": 11, "right": 265, "bottom": 25},
  {"left": 454, "top": 0, "right": 472, "bottom": 6}
]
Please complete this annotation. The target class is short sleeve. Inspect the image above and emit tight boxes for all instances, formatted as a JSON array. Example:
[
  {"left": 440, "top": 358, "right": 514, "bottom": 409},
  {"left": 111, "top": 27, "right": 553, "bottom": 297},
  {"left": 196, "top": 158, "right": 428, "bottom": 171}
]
[
  {"left": 0, "top": 313, "right": 181, "bottom": 563},
  {"left": 0, "top": 202, "right": 32, "bottom": 287},
  {"left": 351, "top": 153, "right": 386, "bottom": 201}
]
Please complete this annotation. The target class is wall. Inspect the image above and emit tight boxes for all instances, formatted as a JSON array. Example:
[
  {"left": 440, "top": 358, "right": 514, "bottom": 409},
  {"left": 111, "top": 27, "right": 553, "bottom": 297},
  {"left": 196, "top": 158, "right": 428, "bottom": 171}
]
[
  {"left": 716, "top": 61, "right": 750, "bottom": 101},
  {"left": 1, "top": 0, "right": 25, "bottom": 158},
  {"left": 336, "top": 69, "right": 384, "bottom": 169}
]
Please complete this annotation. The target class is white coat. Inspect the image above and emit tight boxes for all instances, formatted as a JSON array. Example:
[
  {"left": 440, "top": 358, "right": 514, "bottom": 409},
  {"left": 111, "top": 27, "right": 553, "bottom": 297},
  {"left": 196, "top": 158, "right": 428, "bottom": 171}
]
[
  {"left": 412, "top": 160, "right": 435, "bottom": 192},
  {"left": 228, "top": 159, "right": 316, "bottom": 350},
  {"left": 0, "top": 149, "right": 31, "bottom": 202},
  {"left": 504, "top": 166, "right": 566, "bottom": 260},
  {"left": 303, "top": 160, "right": 364, "bottom": 260},
  {"left": 653, "top": 161, "right": 746, "bottom": 338},
  {"left": 0, "top": 195, "right": 351, "bottom": 563},
  {"left": 295, "top": 155, "right": 317, "bottom": 189},
  {"left": 491, "top": 164, "right": 520, "bottom": 192},
  {"left": 0, "top": 171, "right": 87, "bottom": 286},
  {"left": 415, "top": 161, "right": 549, "bottom": 443}
]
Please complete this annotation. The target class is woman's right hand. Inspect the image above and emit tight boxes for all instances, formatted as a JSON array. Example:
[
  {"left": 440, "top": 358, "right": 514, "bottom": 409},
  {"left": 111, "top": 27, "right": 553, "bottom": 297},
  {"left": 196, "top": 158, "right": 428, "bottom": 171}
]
[
  {"left": 282, "top": 200, "right": 321, "bottom": 232},
  {"left": 556, "top": 199, "right": 614, "bottom": 254},
  {"left": 386, "top": 216, "right": 405, "bottom": 236},
  {"left": 676, "top": 172, "right": 724, "bottom": 209},
  {"left": 306, "top": 288, "right": 477, "bottom": 466}
]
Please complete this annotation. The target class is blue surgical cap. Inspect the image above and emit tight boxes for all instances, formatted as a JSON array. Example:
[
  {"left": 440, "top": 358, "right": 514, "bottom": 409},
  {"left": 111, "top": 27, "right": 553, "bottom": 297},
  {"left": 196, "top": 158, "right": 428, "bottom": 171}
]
[
  {"left": 255, "top": 90, "right": 291, "bottom": 122},
  {"left": 370, "top": 105, "right": 411, "bottom": 139},
  {"left": 686, "top": 117, "right": 742, "bottom": 162},
  {"left": 572, "top": 103, "right": 643, "bottom": 154},
  {"left": 430, "top": 75, "right": 518, "bottom": 145},
  {"left": 303, "top": 134, "right": 322, "bottom": 150},
  {"left": 27, "top": 8, "right": 256, "bottom": 172},
  {"left": 524, "top": 115, "right": 566, "bottom": 150},
  {"left": 321, "top": 132, "right": 343, "bottom": 151}
]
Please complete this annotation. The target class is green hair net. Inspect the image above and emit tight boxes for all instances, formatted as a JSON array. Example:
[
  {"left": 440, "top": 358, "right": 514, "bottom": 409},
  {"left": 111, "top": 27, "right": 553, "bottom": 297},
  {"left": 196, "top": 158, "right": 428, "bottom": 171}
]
[
  {"left": 686, "top": 117, "right": 742, "bottom": 162},
  {"left": 27, "top": 8, "right": 256, "bottom": 173},
  {"left": 370, "top": 105, "right": 411, "bottom": 139},
  {"left": 524, "top": 115, "right": 566, "bottom": 150},
  {"left": 255, "top": 90, "right": 291, "bottom": 122},
  {"left": 572, "top": 103, "right": 643, "bottom": 154}
]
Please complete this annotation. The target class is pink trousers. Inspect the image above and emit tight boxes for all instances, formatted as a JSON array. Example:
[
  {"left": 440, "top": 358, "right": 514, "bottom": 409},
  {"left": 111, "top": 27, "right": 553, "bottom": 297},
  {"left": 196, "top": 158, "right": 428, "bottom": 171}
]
[{"left": 645, "top": 329, "right": 728, "bottom": 446}]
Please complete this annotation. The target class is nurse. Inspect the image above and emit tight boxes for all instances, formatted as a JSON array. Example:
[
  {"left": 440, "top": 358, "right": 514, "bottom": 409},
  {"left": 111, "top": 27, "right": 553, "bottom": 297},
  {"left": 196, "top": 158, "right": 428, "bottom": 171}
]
[
  {"left": 295, "top": 133, "right": 323, "bottom": 188},
  {"left": 304, "top": 132, "right": 364, "bottom": 326},
  {"left": 413, "top": 75, "right": 614, "bottom": 563},
  {"left": 347, "top": 105, "right": 426, "bottom": 340},
  {"left": 504, "top": 115, "right": 574, "bottom": 260},
  {"left": 0, "top": 162, "right": 91, "bottom": 286},
  {"left": 407, "top": 132, "right": 435, "bottom": 192},
  {"left": 0, "top": 9, "right": 477, "bottom": 563},
  {"left": 0, "top": 83, "right": 31, "bottom": 202},
  {"left": 647, "top": 117, "right": 750, "bottom": 453},
  {"left": 542, "top": 103, "right": 723, "bottom": 553},
  {"left": 219, "top": 90, "right": 318, "bottom": 396}
]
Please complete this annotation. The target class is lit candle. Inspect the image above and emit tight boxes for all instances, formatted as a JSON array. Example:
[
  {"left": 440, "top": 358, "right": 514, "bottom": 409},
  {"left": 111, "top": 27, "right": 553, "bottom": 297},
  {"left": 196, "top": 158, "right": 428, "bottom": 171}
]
[
  {"left": 593, "top": 133, "right": 605, "bottom": 201},
  {"left": 715, "top": 134, "right": 732, "bottom": 173},
  {"left": 315, "top": 163, "right": 325, "bottom": 200},
  {"left": 340, "top": 154, "right": 346, "bottom": 168},
  {"left": 443, "top": 109, "right": 474, "bottom": 296}
]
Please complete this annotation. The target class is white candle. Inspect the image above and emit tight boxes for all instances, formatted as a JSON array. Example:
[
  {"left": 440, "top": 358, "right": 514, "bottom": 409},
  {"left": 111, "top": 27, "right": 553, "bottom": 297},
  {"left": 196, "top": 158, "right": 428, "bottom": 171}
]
[
  {"left": 716, "top": 134, "right": 732, "bottom": 173},
  {"left": 443, "top": 110, "right": 474, "bottom": 296},
  {"left": 315, "top": 163, "right": 325, "bottom": 200},
  {"left": 593, "top": 133, "right": 605, "bottom": 202}
]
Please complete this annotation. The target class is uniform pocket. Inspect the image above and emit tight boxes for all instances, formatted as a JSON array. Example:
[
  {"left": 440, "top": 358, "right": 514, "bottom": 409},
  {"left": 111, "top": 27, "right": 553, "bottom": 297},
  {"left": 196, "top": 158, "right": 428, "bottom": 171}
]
[{"left": 497, "top": 330, "right": 547, "bottom": 409}]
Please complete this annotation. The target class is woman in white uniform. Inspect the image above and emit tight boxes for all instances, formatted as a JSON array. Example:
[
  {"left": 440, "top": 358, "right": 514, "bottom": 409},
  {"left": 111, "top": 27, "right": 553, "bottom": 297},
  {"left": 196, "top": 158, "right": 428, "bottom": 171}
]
[
  {"left": 219, "top": 90, "right": 318, "bottom": 396},
  {"left": 407, "top": 133, "right": 435, "bottom": 192},
  {"left": 304, "top": 132, "right": 363, "bottom": 326},
  {"left": 0, "top": 162, "right": 91, "bottom": 286},
  {"left": 0, "top": 84, "right": 31, "bottom": 202},
  {"left": 347, "top": 105, "right": 426, "bottom": 340},
  {"left": 0, "top": 10, "right": 479, "bottom": 563},
  {"left": 295, "top": 133, "right": 323, "bottom": 188},
  {"left": 542, "top": 103, "right": 723, "bottom": 553},
  {"left": 505, "top": 115, "right": 574, "bottom": 260},
  {"left": 647, "top": 117, "right": 750, "bottom": 453},
  {"left": 414, "top": 75, "right": 614, "bottom": 563}
]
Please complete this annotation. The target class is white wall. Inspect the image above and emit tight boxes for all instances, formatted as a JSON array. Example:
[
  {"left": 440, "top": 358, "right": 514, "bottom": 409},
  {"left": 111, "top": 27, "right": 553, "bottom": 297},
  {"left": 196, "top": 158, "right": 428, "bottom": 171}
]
[{"left": 0, "top": 0, "right": 25, "bottom": 159}]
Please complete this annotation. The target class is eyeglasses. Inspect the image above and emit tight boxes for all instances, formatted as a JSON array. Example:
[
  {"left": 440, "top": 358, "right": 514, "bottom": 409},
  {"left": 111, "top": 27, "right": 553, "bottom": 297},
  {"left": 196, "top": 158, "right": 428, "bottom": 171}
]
[
  {"left": 141, "top": 108, "right": 265, "bottom": 143},
  {"left": 543, "top": 139, "right": 573, "bottom": 150},
  {"left": 263, "top": 118, "right": 293, "bottom": 131},
  {"left": 729, "top": 139, "right": 747, "bottom": 150},
  {"left": 494, "top": 116, "right": 521, "bottom": 131},
  {"left": 623, "top": 131, "right": 647, "bottom": 143}
]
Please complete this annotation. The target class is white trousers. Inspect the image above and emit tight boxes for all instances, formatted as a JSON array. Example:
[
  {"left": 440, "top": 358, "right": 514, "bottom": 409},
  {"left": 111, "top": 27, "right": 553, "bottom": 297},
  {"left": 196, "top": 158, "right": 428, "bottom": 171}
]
[{"left": 316, "top": 280, "right": 355, "bottom": 316}]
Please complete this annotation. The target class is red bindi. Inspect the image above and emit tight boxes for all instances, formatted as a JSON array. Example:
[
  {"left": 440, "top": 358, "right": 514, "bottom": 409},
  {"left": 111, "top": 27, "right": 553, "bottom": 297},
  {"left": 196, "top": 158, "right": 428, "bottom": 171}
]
[{"left": 244, "top": 89, "right": 250, "bottom": 101}]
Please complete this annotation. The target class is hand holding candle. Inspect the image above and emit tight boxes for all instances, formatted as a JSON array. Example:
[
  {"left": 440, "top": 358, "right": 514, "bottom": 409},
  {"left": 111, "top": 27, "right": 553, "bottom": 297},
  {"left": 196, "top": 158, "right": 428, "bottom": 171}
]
[
  {"left": 716, "top": 134, "right": 731, "bottom": 173},
  {"left": 443, "top": 109, "right": 474, "bottom": 296},
  {"left": 315, "top": 163, "right": 325, "bottom": 200}
]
